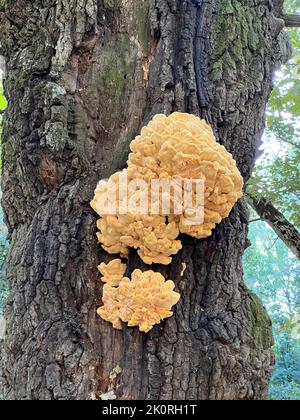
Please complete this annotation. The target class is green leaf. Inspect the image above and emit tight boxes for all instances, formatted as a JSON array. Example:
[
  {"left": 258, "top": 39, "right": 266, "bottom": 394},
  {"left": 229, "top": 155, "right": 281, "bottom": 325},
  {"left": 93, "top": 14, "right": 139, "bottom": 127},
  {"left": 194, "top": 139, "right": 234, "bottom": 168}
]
[{"left": 0, "top": 84, "right": 7, "bottom": 111}]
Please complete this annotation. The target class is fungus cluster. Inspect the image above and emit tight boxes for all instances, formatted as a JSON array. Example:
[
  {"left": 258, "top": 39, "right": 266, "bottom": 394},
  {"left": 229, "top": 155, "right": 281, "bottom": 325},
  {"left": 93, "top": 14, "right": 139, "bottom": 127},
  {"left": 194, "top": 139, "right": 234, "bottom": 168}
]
[
  {"left": 91, "top": 112, "right": 244, "bottom": 265},
  {"left": 98, "top": 261, "right": 180, "bottom": 333},
  {"left": 92, "top": 113, "right": 244, "bottom": 333}
]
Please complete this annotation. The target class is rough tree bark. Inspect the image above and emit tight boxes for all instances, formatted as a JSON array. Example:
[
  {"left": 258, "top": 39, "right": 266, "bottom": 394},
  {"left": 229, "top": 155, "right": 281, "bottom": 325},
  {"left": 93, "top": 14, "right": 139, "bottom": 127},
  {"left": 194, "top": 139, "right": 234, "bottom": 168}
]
[
  {"left": 0, "top": 0, "right": 290, "bottom": 400},
  {"left": 247, "top": 194, "right": 300, "bottom": 260}
]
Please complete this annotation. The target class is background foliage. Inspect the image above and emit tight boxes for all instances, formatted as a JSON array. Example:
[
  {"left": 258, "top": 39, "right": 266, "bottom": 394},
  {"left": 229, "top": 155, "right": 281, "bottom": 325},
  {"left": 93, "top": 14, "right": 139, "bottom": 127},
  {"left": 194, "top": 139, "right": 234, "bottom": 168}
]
[{"left": 244, "top": 221, "right": 300, "bottom": 400}]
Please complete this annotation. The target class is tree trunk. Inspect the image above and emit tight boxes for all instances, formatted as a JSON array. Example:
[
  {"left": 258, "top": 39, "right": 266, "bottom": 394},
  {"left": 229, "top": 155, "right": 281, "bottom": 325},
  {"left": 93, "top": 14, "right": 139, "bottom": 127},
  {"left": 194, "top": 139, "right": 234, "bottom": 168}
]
[
  {"left": 247, "top": 194, "right": 300, "bottom": 260},
  {"left": 0, "top": 0, "right": 288, "bottom": 400}
]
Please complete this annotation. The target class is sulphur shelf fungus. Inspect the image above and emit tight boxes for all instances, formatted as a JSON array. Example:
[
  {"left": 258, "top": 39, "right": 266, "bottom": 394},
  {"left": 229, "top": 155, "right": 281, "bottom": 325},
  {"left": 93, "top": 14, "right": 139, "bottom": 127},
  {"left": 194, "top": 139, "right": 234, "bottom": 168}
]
[
  {"left": 91, "top": 112, "right": 244, "bottom": 265},
  {"left": 98, "top": 259, "right": 127, "bottom": 287},
  {"left": 97, "top": 269, "right": 180, "bottom": 333}
]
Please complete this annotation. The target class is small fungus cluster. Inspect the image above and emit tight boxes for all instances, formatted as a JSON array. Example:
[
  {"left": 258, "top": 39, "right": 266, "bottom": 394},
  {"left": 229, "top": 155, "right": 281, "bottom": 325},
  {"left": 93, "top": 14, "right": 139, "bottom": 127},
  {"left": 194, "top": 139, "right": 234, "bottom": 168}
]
[
  {"left": 97, "top": 261, "right": 180, "bottom": 333},
  {"left": 98, "top": 258, "right": 127, "bottom": 287},
  {"left": 92, "top": 113, "right": 244, "bottom": 332}
]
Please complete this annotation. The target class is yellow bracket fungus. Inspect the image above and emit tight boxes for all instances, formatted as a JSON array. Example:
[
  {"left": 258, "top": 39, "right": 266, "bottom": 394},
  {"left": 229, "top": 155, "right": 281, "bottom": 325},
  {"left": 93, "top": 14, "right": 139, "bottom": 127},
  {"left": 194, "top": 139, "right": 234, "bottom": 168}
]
[
  {"left": 98, "top": 259, "right": 127, "bottom": 287},
  {"left": 97, "top": 269, "right": 180, "bottom": 333},
  {"left": 97, "top": 284, "right": 122, "bottom": 330},
  {"left": 92, "top": 113, "right": 244, "bottom": 332},
  {"left": 91, "top": 112, "right": 244, "bottom": 265}
]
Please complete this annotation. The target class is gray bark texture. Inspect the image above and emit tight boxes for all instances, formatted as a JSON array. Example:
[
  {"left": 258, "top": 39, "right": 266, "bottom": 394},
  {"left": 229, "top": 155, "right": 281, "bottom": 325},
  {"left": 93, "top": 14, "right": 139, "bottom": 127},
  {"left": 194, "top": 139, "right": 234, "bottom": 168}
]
[{"left": 0, "top": 0, "right": 289, "bottom": 400}]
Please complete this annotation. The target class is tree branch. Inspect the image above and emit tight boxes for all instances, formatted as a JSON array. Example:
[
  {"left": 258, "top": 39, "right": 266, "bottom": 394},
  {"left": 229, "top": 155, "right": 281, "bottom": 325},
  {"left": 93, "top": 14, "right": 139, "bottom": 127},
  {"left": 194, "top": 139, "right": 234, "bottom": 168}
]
[
  {"left": 247, "top": 193, "right": 300, "bottom": 260},
  {"left": 249, "top": 218, "right": 261, "bottom": 223},
  {"left": 281, "top": 14, "right": 300, "bottom": 28},
  {"left": 277, "top": 135, "right": 300, "bottom": 150}
]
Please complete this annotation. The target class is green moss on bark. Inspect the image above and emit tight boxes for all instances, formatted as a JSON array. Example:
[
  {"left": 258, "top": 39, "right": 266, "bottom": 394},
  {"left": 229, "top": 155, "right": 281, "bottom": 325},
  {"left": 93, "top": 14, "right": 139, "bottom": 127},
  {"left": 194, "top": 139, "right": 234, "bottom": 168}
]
[
  {"left": 89, "top": 37, "right": 137, "bottom": 129},
  {"left": 212, "top": 0, "right": 264, "bottom": 81},
  {"left": 103, "top": 0, "right": 115, "bottom": 9},
  {"left": 248, "top": 294, "right": 274, "bottom": 351},
  {"left": 3, "top": 142, "right": 15, "bottom": 165},
  {"left": 135, "top": 1, "right": 151, "bottom": 53}
]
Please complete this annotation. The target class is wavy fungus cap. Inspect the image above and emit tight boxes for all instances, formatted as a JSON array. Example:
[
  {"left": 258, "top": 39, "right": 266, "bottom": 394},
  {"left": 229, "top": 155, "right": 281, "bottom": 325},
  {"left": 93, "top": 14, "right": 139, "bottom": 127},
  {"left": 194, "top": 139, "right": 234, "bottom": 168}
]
[
  {"left": 118, "top": 269, "right": 180, "bottom": 333},
  {"left": 98, "top": 259, "right": 127, "bottom": 287},
  {"left": 97, "top": 269, "right": 180, "bottom": 333},
  {"left": 97, "top": 285, "right": 122, "bottom": 330},
  {"left": 127, "top": 113, "right": 244, "bottom": 237},
  {"left": 91, "top": 112, "right": 244, "bottom": 264},
  {"left": 92, "top": 172, "right": 182, "bottom": 264}
]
